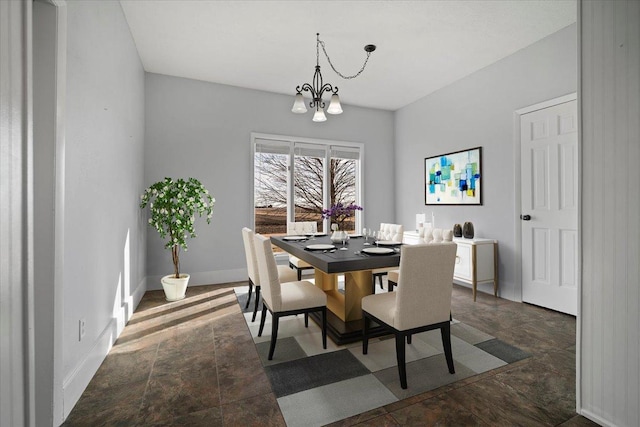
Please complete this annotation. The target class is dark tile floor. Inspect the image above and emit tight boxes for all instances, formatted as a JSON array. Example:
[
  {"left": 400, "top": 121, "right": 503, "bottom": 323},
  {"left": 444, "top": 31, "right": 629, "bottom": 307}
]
[{"left": 63, "top": 283, "right": 599, "bottom": 426}]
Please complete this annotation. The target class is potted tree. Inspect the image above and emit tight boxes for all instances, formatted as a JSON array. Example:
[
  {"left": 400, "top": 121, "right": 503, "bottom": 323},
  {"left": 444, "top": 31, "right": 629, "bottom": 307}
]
[{"left": 140, "top": 177, "right": 214, "bottom": 301}]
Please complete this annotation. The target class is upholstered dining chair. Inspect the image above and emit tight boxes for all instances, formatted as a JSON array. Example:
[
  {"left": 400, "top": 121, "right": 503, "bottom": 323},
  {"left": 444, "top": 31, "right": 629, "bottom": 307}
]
[
  {"left": 287, "top": 221, "right": 317, "bottom": 280},
  {"left": 242, "top": 227, "right": 297, "bottom": 322},
  {"left": 372, "top": 223, "right": 404, "bottom": 292},
  {"left": 387, "top": 227, "right": 453, "bottom": 291},
  {"left": 254, "top": 233, "right": 328, "bottom": 360},
  {"left": 361, "top": 242, "right": 458, "bottom": 389}
]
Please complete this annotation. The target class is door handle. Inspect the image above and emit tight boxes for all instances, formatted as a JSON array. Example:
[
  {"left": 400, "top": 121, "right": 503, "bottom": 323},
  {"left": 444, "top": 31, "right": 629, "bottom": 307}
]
[{"left": 520, "top": 214, "right": 531, "bottom": 221}]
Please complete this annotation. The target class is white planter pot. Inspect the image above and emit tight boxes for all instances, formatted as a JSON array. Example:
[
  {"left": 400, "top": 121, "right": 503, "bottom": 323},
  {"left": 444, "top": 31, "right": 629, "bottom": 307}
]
[{"left": 160, "top": 274, "right": 190, "bottom": 301}]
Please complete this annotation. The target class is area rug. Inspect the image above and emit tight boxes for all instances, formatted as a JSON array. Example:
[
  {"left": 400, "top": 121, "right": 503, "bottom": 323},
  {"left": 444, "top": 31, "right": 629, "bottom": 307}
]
[{"left": 234, "top": 286, "right": 530, "bottom": 427}]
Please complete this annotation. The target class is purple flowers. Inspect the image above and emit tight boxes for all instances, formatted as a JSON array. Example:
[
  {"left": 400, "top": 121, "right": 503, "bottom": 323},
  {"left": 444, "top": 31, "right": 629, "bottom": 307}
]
[{"left": 322, "top": 203, "right": 363, "bottom": 227}]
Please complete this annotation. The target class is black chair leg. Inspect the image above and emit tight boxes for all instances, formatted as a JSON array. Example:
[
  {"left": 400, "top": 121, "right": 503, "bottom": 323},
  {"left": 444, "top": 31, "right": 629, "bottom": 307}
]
[
  {"left": 252, "top": 285, "right": 261, "bottom": 322},
  {"left": 407, "top": 334, "right": 412, "bottom": 344},
  {"left": 363, "top": 314, "right": 370, "bottom": 354},
  {"left": 378, "top": 274, "right": 384, "bottom": 289},
  {"left": 245, "top": 279, "right": 253, "bottom": 309},
  {"left": 268, "top": 314, "right": 280, "bottom": 360},
  {"left": 258, "top": 302, "right": 267, "bottom": 336},
  {"left": 388, "top": 280, "right": 396, "bottom": 292},
  {"left": 304, "top": 313, "right": 309, "bottom": 327},
  {"left": 321, "top": 307, "right": 327, "bottom": 349},
  {"left": 297, "top": 268, "right": 302, "bottom": 281},
  {"left": 395, "top": 333, "right": 408, "bottom": 389},
  {"left": 441, "top": 324, "right": 455, "bottom": 374}
]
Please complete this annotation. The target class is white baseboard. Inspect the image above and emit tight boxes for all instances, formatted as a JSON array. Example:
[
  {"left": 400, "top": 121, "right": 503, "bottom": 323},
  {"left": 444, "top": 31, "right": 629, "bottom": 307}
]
[
  {"left": 579, "top": 409, "right": 616, "bottom": 427},
  {"left": 146, "top": 268, "right": 247, "bottom": 290},
  {"left": 61, "top": 277, "right": 146, "bottom": 419}
]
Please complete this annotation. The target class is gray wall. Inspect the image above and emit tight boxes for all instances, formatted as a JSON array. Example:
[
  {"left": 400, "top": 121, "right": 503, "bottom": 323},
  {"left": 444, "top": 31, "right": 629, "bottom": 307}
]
[
  {"left": 62, "top": 0, "right": 146, "bottom": 416},
  {"left": 144, "top": 73, "right": 394, "bottom": 288},
  {"left": 395, "top": 24, "right": 577, "bottom": 301}
]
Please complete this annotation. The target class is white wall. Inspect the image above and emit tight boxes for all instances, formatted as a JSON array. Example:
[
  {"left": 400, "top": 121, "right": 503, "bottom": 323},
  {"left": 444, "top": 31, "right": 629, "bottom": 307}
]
[
  {"left": 1, "top": 1, "right": 34, "bottom": 425},
  {"left": 580, "top": 1, "right": 640, "bottom": 426},
  {"left": 395, "top": 24, "right": 578, "bottom": 301},
  {"left": 61, "top": 0, "right": 146, "bottom": 418},
  {"left": 143, "top": 73, "right": 394, "bottom": 288}
]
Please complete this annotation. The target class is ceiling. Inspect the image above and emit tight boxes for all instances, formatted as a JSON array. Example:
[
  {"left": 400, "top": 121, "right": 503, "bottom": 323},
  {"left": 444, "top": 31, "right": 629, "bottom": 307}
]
[{"left": 119, "top": 0, "right": 576, "bottom": 111}]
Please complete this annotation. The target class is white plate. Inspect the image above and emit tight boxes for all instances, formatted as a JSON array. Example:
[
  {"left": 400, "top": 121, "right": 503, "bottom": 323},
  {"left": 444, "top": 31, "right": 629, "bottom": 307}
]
[
  {"left": 306, "top": 244, "right": 335, "bottom": 251},
  {"left": 376, "top": 240, "right": 402, "bottom": 246},
  {"left": 362, "top": 247, "right": 395, "bottom": 255},
  {"left": 283, "top": 235, "right": 307, "bottom": 241}
]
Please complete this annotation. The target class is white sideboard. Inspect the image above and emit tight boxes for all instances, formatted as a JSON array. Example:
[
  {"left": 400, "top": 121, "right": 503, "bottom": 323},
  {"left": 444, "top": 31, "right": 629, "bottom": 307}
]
[{"left": 403, "top": 232, "right": 498, "bottom": 301}]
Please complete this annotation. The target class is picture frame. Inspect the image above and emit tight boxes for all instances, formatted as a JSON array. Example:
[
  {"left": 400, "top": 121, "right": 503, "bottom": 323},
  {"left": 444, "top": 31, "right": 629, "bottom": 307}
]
[{"left": 425, "top": 146, "right": 482, "bottom": 205}]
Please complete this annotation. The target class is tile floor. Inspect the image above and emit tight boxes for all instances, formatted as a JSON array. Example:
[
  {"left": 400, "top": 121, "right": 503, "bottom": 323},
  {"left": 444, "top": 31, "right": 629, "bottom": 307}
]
[{"left": 63, "top": 281, "right": 599, "bottom": 426}]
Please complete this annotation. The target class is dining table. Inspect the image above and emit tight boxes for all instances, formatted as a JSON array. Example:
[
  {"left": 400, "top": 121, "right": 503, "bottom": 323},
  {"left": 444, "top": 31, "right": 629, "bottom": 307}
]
[{"left": 271, "top": 233, "right": 402, "bottom": 344}]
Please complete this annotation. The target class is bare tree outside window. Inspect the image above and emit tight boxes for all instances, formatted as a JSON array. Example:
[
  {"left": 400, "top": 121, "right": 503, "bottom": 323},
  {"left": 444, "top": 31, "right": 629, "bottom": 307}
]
[{"left": 254, "top": 153, "right": 357, "bottom": 235}]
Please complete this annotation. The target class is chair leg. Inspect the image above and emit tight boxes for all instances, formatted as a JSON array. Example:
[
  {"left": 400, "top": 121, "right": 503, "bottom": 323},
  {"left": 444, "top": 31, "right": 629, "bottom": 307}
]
[
  {"left": 371, "top": 277, "right": 377, "bottom": 295},
  {"left": 388, "top": 280, "right": 396, "bottom": 292},
  {"left": 268, "top": 314, "right": 280, "bottom": 360},
  {"left": 252, "top": 285, "right": 261, "bottom": 322},
  {"left": 297, "top": 268, "right": 302, "bottom": 281},
  {"left": 378, "top": 274, "right": 384, "bottom": 289},
  {"left": 245, "top": 279, "right": 253, "bottom": 309},
  {"left": 395, "top": 333, "right": 408, "bottom": 389},
  {"left": 362, "top": 314, "right": 370, "bottom": 354},
  {"left": 321, "top": 307, "right": 327, "bottom": 349},
  {"left": 407, "top": 334, "right": 412, "bottom": 344},
  {"left": 441, "top": 323, "right": 455, "bottom": 374},
  {"left": 304, "top": 313, "right": 309, "bottom": 327},
  {"left": 258, "top": 302, "right": 267, "bottom": 337}
]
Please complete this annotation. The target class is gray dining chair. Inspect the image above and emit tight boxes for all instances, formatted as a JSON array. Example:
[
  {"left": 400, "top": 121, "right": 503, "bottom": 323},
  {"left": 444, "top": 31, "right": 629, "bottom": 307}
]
[
  {"left": 242, "top": 227, "right": 297, "bottom": 321},
  {"left": 362, "top": 242, "right": 457, "bottom": 389},
  {"left": 254, "top": 233, "right": 327, "bottom": 360}
]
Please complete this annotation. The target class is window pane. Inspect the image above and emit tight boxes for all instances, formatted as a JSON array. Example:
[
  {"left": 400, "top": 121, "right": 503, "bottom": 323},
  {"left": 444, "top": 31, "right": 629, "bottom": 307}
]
[
  {"left": 294, "top": 145, "right": 325, "bottom": 233},
  {"left": 254, "top": 149, "right": 288, "bottom": 238},
  {"left": 330, "top": 157, "right": 358, "bottom": 232}
]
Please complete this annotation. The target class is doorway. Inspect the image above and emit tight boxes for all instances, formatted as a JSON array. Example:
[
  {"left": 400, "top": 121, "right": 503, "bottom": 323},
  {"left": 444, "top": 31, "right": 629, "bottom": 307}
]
[{"left": 518, "top": 94, "right": 578, "bottom": 316}]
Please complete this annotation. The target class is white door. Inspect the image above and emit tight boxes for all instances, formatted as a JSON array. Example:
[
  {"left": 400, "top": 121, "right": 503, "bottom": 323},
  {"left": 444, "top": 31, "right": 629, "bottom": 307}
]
[{"left": 521, "top": 99, "right": 578, "bottom": 315}]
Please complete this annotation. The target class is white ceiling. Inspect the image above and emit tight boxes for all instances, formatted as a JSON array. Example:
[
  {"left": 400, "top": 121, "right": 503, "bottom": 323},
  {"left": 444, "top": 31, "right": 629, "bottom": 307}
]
[{"left": 120, "top": 0, "right": 576, "bottom": 111}]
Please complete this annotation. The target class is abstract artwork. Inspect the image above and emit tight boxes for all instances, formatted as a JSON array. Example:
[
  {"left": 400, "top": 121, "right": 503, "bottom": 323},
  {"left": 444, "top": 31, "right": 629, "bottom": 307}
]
[{"left": 425, "top": 147, "right": 482, "bottom": 205}]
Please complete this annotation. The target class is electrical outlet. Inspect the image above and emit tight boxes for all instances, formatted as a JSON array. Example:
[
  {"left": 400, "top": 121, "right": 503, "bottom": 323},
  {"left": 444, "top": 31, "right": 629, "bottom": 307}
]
[{"left": 79, "top": 318, "right": 86, "bottom": 341}]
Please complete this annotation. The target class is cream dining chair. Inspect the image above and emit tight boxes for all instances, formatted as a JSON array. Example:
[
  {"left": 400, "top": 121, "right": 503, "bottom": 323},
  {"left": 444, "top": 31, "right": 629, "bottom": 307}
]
[
  {"left": 242, "top": 227, "right": 297, "bottom": 321},
  {"left": 387, "top": 227, "right": 453, "bottom": 292},
  {"left": 361, "top": 242, "right": 458, "bottom": 389},
  {"left": 254, "top": 233, "right": 327, "bottom": 360},
  {"left": 287, "top": 221, "right": 317, "bottom": 280},
  {"left": 372, "top": 223, "right": 404, "bottom": 292}
]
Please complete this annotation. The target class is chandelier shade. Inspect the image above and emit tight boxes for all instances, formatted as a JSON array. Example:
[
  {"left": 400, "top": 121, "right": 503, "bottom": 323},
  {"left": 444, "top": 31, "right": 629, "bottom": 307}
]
[
  {"left": 326, "top": 94, "right": 343, "bottom": 115},
  {"left": 291, "top": 93, "right": 307, "bottom": 114},
  {"left": 312, "top": 107, "right": 327, "bottom": 122},
  {"left": 292, "top": 33, "right": 375, "bottom": 122}
]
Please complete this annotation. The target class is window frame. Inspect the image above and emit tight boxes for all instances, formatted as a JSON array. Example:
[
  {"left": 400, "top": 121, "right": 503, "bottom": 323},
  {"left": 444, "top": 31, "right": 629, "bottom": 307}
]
[{"left": 251, "top": 132, "right": 364, "bottom": 248}]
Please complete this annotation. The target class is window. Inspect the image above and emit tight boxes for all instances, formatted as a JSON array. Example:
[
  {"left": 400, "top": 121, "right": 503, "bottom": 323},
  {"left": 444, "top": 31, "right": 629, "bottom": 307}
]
[{"left": 252, "top": 134, "right": 363, "bottom": 238}]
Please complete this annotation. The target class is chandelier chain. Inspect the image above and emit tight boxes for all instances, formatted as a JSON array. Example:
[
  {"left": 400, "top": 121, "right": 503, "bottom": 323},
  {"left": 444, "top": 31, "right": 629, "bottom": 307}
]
[{"left": 318, "top": 39, "right": 372, "bottom": 80}]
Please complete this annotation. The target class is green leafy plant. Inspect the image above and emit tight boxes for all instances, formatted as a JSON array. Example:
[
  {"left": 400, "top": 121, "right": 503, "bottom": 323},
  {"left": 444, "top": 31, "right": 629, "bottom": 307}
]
[{"left": 140, "top": 177, "right": 214, "bottom": 278}]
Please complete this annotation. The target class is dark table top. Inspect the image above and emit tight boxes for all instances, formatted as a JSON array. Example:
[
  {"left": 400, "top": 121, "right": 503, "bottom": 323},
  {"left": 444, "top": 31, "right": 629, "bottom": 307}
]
[{"left": 271, "top": 234, "right": 402, "bottom": 274}]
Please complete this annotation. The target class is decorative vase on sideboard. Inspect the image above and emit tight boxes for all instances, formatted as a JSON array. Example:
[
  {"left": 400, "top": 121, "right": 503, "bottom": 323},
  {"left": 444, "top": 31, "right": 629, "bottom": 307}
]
[
  {"left": 453, "top": 223, "right": 463, "bottom": 238},
  {"left": 462, "top": 222, "right": 474, "bottom": 239}
]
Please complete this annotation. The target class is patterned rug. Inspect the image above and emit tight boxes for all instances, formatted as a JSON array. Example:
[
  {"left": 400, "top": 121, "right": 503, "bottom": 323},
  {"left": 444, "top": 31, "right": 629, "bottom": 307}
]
[{"left": 234, "top": 286, "right": 530, "bottom": 427}]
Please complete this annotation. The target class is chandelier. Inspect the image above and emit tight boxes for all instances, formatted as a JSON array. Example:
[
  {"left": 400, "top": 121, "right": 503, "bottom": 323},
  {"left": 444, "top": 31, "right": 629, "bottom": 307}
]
[{"left": 291, "top": 33, "right": 376, "bottom": 122}]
